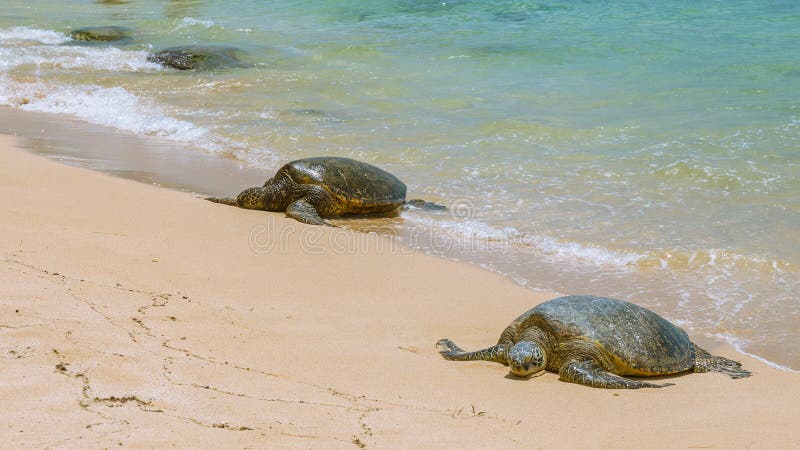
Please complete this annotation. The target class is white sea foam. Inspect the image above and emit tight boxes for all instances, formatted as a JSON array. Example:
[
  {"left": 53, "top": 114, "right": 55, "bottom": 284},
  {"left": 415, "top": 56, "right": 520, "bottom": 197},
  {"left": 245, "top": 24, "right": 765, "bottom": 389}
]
[
  {"left": 0, "top": 26, "right": 224, "bottom": 151},
  {"left": 518, "top": 232, "right": 644, "bottom": 266},
  {"left": 645, "top": 248, "right": 793, "bottom": 274},
  {"left": 712, "top": 333, "right": 800, "bottom": 374},
  {"left": 0, "top": 77, "right": 235, "bottom": 158},
  {"left": 405, "top": 215, "right": 644, "bottom": 267},
  {"left": 0, "top": 25, "right": 279, "bottom": 165},
  {"left": 0, "top": 26, "right": 160, "bottom": 73},
  {"left": 177, "top": 17, "right": 216, "bottom": 29},
  {"left": 0, "top": 74, "right": 279, "bottom": 165},
  {"left": 233, "top": 147, "right": 281, "bottom": 169},
  {"left": 0, "top": 45, "right": 161, "bottom": 72},
  {"left": 0, "top": 26, "right": 70, "bottom": 45},
  {"left": 1, "top": 79, "right": 206, "bottom": 140}
]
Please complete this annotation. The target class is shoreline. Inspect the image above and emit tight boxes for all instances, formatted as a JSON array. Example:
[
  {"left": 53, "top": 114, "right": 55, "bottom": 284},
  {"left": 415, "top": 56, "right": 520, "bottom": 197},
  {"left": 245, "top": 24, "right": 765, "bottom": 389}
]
[
  {"left": 3, "top": 4, "right": 799, "bottom": 376},
  {"left": 3, "top": 105, "right": 798, "bottom": 373},
  {"left": 1, "top": 126, "right": 799, "bottom": 446},
  {"left": 0, "top": 106, "right": 267, "bottom": 196},
  {"left": 3, "top": 104, "right": 800, "bottom": 370}
]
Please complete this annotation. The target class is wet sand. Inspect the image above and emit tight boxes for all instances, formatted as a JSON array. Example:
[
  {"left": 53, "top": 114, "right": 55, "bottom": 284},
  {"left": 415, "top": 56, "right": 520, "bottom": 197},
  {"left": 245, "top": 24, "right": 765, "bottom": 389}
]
[
  {"left": 0, "top": 107, "right": 266, "bottom": 196},
  {"left": 1, "top": 132, "right": 799, "bottom": 448}
]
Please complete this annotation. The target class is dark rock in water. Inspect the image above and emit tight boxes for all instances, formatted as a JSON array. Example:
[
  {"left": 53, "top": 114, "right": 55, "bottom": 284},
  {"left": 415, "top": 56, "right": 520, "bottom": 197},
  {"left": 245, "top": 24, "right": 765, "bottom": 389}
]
[
  {"left": 282, "top": 109, "right": 344, "bottom": 124},
  {"left": 69, "top": 26, "right": 131, "bottom": 42},
  {"left": 289, "top": 109, "right": 327, "bottom": 117},
  {"left": 147, "top": 46, "right": 244, "bottom": 71}
]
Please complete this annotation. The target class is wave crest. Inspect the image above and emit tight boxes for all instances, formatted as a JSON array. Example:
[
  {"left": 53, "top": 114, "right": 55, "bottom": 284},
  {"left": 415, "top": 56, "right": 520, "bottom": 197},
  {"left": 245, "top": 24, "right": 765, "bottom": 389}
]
[{"left": 0, "top": 26, "right": 70, "bottom": 45}]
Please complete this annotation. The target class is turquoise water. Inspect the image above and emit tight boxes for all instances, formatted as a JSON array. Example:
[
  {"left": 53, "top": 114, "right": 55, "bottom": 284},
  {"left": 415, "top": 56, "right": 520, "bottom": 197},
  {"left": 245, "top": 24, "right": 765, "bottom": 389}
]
[{"left": 1, "top": 1, "right": 798, "bottom": 370}]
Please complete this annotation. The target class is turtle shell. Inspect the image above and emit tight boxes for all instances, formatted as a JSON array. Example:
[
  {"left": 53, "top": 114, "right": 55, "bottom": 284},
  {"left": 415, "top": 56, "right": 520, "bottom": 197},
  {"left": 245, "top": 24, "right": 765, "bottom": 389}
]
[
  {"left": 522, "top": 295, "right": 695, "bottom": 376},
  {"left": 278, "top": 157, "right": 407, "bottom": 214}
]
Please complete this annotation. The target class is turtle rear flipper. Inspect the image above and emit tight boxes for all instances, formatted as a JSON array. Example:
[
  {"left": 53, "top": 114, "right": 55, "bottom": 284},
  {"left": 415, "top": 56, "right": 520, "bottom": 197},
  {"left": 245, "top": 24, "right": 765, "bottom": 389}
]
[
  {"left": 692, "top": 345, "right": 751, "bottom": 379},
  {"left": 559, "top": 360, "right": 673, "bottom": 389},
  {"left": 403, "top": 199, "right": 447, "bottom": 211},
  {"left": 436, "top": 339, "right": 507, "bottom": 364},
  {"left": 206, "top": 197, "right": 238, "bottom": 206}
]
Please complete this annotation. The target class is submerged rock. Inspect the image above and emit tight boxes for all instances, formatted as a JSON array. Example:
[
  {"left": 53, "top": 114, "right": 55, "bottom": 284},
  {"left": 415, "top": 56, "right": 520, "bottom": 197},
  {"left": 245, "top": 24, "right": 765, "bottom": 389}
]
[
  {"left": 147, "top": 46, "right": 244, "bottom": 70},
  {"left": 69, "top": 26, "right": 131, "bottom": 42}
]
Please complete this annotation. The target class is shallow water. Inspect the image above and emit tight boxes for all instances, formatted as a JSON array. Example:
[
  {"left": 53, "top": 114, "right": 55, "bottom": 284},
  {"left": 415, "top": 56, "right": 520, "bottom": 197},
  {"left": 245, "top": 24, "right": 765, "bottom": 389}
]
[{"left": 1, "top": 1, "right": 798, "bottom": 370}]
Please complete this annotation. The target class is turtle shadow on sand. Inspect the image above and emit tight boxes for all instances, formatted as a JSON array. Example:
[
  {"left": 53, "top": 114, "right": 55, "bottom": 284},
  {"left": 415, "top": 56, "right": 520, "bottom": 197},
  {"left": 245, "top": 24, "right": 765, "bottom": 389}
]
[
  {"left": 503, "top": 370, "right": 547, "bottom": 381},
  {"left": 147, "top": 45, "right": 246, "bottom": 70},
  {"left": 206, "top": 157, "right": 445, "bottom": 226},
  {"left": 438, "top": 295, "right": 751, "bottom": 389},
  {"left": 502, "top": 369, "right": 685, "bottom": 386}
]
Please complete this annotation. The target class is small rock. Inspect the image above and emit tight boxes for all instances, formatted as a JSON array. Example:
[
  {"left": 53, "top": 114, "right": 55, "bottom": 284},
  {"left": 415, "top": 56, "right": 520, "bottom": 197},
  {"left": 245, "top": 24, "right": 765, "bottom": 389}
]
[
  {"left": 70, "top": 26, "right": 131, "bottom": 42},
  {"left": 147, "top": 45, "right": 244, "bottom": 70}
]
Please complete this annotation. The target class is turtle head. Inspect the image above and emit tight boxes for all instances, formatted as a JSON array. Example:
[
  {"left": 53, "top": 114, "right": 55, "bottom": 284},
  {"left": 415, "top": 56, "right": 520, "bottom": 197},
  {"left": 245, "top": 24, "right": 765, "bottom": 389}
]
[
  {"left": 236, "top": 187, "right": 268, "bottom": 210},
  {"left": 237, "top": 183, "right": 288, "bottom": 211},
  {"left": 508, "top": 341, "right": 546, "bottom": 377}
]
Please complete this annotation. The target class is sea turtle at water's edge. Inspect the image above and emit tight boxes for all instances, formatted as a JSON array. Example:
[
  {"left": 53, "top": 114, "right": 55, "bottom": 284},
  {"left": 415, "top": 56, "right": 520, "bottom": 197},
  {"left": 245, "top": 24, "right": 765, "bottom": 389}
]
[
  {"left": 207, "top": 156, "right": 443, "bottom": 226},
  {"left": 437, "top": 295, "right": 751, "bottom": 389}
]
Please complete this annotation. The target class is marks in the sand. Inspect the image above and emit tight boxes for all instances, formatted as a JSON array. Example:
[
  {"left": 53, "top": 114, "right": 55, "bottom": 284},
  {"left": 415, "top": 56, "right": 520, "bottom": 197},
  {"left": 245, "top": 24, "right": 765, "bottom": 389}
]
[
  {"left": 1, "top": 255, "right": 519, "bottom": 446},
  {"left": 137, "top": 293, "right": 171, "bottom": 314},
  {"left": 0, "top": 257, "right": 264, "bottom": 437},
  {"left": 161, "top": 337, "right": 280, "bottom": 378},
  {"left": 51, "top": 349, "right": 154, "bottom": 427},
  {"left": 51, "top": 349, "right": 267, "bottom": 434},
  {"left": 161, "top": 357, "right": 370, "bottom": 412},
  {"left": 1, "top": 256, "right": 376, "bottom": 441},
  {"left": 0, "top": 315, "right": 38, "bottom": 359},
  {"left": 2, "top": 256, "right": 158, "bottom": 345},
  {"left": 448, "top": 404, "right": 489, "bottom": 419},
  {"left": 53, "top": 352, "right": 144, "bottom": 406},
  {"left": 1, "top": 344, "right": 34, "bottom": 359},
  {"left": 153, "top": 408, "right": 257, "bottom": 433},
  {"left": 130, "top": 316, "right": 151, "bottom": 334},
  {"left": 355, "top": 411, "right": 375, "bottom": 449},
  {"left": 159, "top": 344, "right": 387, "bottom": 446},
  {"left": 397, "top": 345, "right": 419, "bottom": 353}
]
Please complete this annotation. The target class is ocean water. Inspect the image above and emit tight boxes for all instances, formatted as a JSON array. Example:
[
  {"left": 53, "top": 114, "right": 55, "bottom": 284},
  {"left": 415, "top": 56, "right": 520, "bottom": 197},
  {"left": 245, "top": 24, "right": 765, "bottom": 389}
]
[{"left": 1, "top": 1, "right": 798, "bottom": 370}]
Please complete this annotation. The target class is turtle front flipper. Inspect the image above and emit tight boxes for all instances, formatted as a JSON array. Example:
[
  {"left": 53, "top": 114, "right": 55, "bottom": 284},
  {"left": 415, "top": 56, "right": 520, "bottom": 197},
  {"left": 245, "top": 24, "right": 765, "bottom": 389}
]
[
  {"left": 692, "top": 345, "right": 751, "bottom": 379},
  {"left": 436, "top": 339, "right": 508, "bottom": 364},
  {"left": 559, "top": 360, "right": 673, "bottom": 389},
  {"left": 286, "top": 199, "right": 333, "bottom": 226},
  {"left": 206, "top": 197, "right": 238, "bottom": 206}
]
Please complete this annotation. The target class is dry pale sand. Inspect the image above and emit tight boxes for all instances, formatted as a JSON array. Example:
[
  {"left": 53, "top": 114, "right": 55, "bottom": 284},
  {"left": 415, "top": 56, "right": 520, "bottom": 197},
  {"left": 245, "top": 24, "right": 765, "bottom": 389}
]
[{"left": 1, "top": 133, "right": 798, "bottom": 448}]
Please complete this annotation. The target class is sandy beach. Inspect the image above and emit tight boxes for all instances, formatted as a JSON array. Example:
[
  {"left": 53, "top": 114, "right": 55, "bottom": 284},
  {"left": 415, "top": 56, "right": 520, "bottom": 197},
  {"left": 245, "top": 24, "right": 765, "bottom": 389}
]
[{"left": 1, "top": 132, "right": 798, "bottom": 448}]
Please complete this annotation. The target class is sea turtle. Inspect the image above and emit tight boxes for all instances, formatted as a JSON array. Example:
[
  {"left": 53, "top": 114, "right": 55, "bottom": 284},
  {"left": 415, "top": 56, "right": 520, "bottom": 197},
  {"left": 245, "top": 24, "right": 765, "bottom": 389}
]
[
  {"left": 147, "top": 45, "right": 243, "bottom": 70},
  {"left": 69, "top": 26, "right": 131, "bottom": 42},
  {"left": 436, "top": 295, "right": 750, "bottom": 389},
  {"left": 206, "top": 156, "right": 444, "bottom": 226}
]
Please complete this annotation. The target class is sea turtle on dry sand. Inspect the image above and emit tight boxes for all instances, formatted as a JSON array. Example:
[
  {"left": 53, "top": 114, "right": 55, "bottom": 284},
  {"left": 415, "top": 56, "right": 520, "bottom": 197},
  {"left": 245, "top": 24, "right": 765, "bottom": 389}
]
[
  {"left": 437, "top": 295, "right": 750, "bottom": 389},
  {"left": 207, "top": 156, "right": 444, "bottom": 226},
  {"left": 147, "top": 45, "right": 243, "bottom": 70},
  {"left": 69, "top": 26, "right": 131, "bottom": 42}
]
